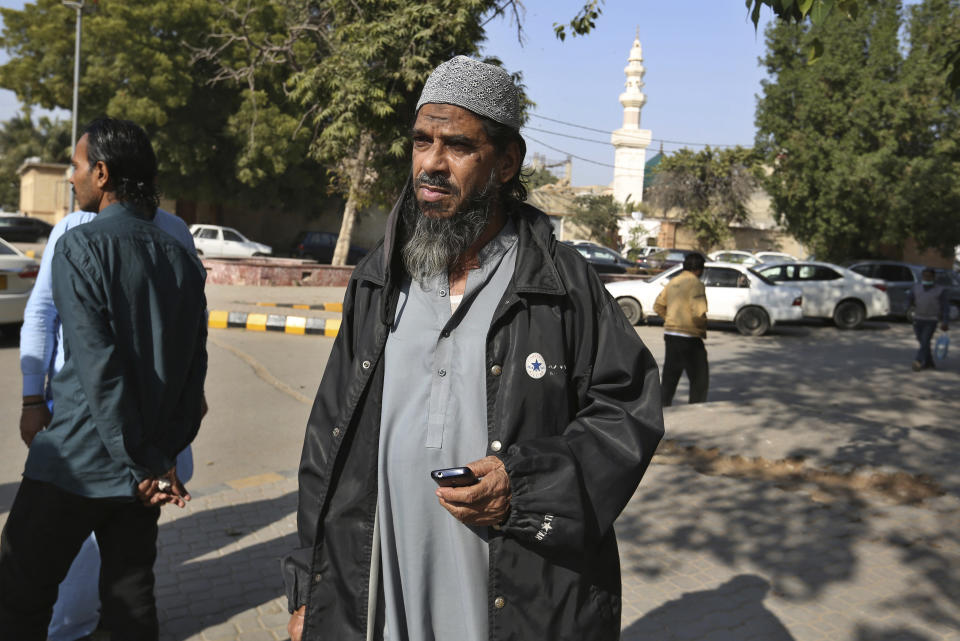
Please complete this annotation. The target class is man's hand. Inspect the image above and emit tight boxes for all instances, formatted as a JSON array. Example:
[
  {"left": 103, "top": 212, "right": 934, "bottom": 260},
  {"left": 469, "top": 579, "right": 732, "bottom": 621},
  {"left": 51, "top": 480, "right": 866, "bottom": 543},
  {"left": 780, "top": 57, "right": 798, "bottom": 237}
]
[
  {"left": 287, "top": 606, "right": 306, "bottom": 641},
  {"left": 136, "top": 467, "right": 191, "bottom": 508},
  {"left": 20, "top": 400, "right": 51, "bottom": 447},
  {"left": 436, "top": 456, "right": 511, "bottom": 527}
]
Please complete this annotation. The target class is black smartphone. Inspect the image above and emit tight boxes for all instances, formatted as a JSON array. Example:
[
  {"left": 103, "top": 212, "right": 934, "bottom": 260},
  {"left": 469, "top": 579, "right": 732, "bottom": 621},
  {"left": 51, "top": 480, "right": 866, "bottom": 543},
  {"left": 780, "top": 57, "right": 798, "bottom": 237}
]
[{"left": 430, "top": 467, "right": 479, "bottom": 487}]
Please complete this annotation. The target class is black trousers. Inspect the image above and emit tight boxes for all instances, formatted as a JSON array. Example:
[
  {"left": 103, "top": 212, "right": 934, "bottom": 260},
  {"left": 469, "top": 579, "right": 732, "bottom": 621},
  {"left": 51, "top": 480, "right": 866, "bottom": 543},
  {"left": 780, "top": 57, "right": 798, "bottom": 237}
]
[
  {"left": 0, "top": 478, "right": 161, "bottom": 641},
  {"left": 661, "top": 334, "right": 709, "bottom": 406}
]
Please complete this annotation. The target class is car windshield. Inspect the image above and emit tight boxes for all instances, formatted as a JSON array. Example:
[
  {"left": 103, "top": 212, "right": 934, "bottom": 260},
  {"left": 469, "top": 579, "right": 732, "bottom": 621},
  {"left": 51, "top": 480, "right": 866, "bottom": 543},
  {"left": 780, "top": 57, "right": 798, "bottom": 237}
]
[
  {"left": 748, "top": 268, "right": 776, "bottom": 286},
  {"left": 0, "top": 242, "right": 16, "bottom": 255}
]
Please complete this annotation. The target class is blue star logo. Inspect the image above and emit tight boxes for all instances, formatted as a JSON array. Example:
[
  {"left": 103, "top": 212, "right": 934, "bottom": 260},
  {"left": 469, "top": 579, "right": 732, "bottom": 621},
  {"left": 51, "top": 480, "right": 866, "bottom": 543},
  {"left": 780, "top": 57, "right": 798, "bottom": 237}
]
[{"left": 530, "top": 360, "right": 543, "bottom": 372}]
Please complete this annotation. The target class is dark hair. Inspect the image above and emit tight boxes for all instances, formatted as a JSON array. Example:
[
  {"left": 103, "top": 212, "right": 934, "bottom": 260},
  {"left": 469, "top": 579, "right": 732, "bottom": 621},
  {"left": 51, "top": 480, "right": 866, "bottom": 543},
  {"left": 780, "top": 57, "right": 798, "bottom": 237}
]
[
  {"left": 683, "top": 252, "right": 706, "bottom": 272},
  {"left": 478, "top": 116, "right": 528, "bottom": 205},
  {"left": 81, "top": 117, "right": 159, "bottom": 212}
]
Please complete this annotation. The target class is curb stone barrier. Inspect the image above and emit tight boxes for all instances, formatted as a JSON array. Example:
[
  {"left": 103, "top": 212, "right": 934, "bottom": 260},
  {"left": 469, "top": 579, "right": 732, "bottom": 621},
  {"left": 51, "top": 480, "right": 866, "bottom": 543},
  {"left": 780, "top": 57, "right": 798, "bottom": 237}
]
[{"left": 208, "top": 310, "right": 340, "bottom": 337}]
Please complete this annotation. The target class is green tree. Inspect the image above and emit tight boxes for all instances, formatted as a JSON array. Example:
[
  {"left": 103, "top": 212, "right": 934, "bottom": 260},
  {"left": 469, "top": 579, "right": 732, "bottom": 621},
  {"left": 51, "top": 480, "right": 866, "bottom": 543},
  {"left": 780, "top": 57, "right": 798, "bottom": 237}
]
[
  {"left": 570, "top": 193, "right": 626, "bottom": 247},
  {"left": 0, "top": 115, "right": 71, "bottom": 211},
  {"left": 203, "top": 0, "right": 529, "bottom": 265},
  {"left": 645, "top": 146, "right": 759, "bottom": 251},
  {"left": 0, "top": 0, "right": 323, "bottom": 209},
  {"left": 746, "top": 0, "right": 960, "bottom": 90},
  {"left": 754, "top": 0, "right": 960, "bottom": 261}
]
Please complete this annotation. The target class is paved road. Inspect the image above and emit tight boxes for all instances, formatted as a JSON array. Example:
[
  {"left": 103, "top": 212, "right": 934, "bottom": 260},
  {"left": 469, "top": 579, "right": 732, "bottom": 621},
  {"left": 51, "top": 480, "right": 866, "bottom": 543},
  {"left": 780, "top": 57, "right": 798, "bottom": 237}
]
[{"left": 1, "top": 286, "right": 957, "bottom": 640}]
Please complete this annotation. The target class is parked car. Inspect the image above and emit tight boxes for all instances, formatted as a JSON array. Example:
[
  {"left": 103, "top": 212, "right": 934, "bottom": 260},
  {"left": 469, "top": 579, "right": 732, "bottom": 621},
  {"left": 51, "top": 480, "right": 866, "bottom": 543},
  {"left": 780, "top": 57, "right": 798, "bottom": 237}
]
[
  {"left": 636, "top": 248, "right": 702, "bottom": 272},
  {"left": 754, "top": 251, "right": 798, "bottom": 264},
  {"left": 845, "top": 260, "right": 960, "bottom": 321},
  {"left": 0, "top": 214, "right": 53, "bottom": 243},
  {"left": 563, "top": 241, "right": 635, "bottom": 274},
  {"left": 625, "top": 246, "right": 663, "bottom": 262},
  {"left": 0, "top": 236, "right": 40, "bottom": 331},
  {"left": 605, "top": 261, "right": 804, "bottom": 336},
  {"left": 754, "top": 261, "right": 889, "bottom": 329},
  {"left": 189, "top": 224, "right": 272, "bottom": 258},
  {"left": 290, "top": 230, "right": 368, "bottom": 264},
  {"left": 707, "top": 250, "right": 758, "bottom": 265}
]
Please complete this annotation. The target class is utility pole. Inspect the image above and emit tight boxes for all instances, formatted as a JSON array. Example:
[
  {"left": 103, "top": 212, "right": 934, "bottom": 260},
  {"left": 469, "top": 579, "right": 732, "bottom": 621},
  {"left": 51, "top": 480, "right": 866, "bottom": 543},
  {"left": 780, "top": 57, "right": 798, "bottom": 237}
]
[{"left": 63, "top": 0, "right": 84, "bottom": 212}]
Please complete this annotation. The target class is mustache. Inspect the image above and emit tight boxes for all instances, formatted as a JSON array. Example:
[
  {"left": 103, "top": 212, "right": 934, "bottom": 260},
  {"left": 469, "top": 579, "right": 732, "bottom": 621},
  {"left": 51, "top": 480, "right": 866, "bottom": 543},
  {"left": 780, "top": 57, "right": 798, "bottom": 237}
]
[{"left": 414, "top": 172, "right": 461, "bottom": 198}]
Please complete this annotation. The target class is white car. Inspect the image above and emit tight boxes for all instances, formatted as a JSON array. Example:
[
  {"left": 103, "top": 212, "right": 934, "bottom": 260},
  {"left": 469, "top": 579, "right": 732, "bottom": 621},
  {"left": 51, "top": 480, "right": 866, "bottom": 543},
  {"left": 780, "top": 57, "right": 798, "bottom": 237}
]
[
  {"left": 189, "top": 224, "right": 272, "bottom": 258},
  {"left": 605, "top": 262, "right": 804, "bottom": 336},
  {"left": 753, "top": 261, "right": 889, "bottom": 329},
  {"left": 707, "top": 250, "right": 758, "bottom": 265},
  {"left": 0, "top": 236, "right": 40, "bottom": 329},
  {"left": 754, "top": 251, "right": 798, "bottom": 264}
]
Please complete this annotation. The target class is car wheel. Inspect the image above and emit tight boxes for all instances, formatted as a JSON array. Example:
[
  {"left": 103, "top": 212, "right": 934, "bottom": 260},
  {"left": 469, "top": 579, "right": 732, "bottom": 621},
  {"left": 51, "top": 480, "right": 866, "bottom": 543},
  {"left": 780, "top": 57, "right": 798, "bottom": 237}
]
[
  {"left": 734, "top": 306, "right": 770, "bottom": 336},
  {"left": 617, "top": 298, "right": 643, "bottom": 325},
  {"left": 833, "top": 300, "right": 866, "bottom": 330},
  {"left": 905, "top": 305, "right": 915, "bottom": 323}
]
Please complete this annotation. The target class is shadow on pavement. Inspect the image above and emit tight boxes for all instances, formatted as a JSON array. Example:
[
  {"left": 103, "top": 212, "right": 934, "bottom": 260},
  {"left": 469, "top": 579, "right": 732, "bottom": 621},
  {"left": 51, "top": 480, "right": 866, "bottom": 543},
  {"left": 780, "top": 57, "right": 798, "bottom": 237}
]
[
  {"left": 621, "top": 575, "right": 795, "bottom": 641},
  {"left": 155, "top": 491, "right": 296, "bottom": 639},
  {"left": 619, "top": 464, "right": 866, "bottom": 601}
]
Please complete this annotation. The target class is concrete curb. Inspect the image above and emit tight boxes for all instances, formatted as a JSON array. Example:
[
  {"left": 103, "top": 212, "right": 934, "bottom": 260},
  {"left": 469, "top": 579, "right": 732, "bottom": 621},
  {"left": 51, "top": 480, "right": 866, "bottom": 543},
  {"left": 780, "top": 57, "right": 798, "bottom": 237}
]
[
  {"left": 246, "top": 301, "right": 343, "bottom": 312},
  {"left": 208, "top": 310, "right": 340, "bottom": 336}
]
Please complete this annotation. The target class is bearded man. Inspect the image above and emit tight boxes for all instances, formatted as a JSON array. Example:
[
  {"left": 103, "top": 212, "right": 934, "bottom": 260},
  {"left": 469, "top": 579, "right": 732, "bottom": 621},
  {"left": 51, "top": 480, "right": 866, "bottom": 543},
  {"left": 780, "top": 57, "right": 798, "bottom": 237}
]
[{"left": 283, "top": 56, "right": 664, "bottom": 641}]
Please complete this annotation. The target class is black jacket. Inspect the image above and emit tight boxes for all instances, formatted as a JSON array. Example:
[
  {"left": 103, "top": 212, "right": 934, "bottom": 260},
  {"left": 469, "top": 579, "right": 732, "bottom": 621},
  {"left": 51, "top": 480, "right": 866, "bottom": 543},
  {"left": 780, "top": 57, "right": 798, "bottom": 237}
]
[{"left": 283, "top": 194, "right": 664, "bottom": 640}]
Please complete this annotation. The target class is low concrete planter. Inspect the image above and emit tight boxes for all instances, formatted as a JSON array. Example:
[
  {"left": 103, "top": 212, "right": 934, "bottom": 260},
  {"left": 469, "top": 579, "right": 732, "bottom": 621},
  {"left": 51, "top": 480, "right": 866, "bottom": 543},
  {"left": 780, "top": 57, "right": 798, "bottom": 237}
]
[{"left": 202, "top": 257, "right": 355, "bottom": 287}]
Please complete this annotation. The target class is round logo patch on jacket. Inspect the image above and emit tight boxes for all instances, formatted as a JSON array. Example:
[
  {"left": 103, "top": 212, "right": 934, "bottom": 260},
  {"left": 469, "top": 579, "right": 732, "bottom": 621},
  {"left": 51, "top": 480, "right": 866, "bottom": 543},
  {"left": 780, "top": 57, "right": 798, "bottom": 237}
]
[{"left": 525, "top": 352, "right": 546, "bottom": 379}]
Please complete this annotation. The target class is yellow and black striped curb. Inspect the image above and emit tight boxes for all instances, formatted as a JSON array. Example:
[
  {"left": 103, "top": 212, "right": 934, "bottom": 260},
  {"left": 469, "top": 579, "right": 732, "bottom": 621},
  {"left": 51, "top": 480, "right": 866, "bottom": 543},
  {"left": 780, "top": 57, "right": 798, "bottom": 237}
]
[
  {"left": 241, "top": 301, "right": 344, "bottom": 312},
  {"left": 208, "top": 310, "right": 340, "bottom": 337}
]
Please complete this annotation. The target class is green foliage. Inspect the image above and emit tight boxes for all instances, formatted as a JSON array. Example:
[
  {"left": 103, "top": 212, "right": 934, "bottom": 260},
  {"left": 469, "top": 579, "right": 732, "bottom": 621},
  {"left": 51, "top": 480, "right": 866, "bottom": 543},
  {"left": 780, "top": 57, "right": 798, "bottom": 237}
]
[
  {"left": 571, "top": 193, "right": 625, "bottom": 247},
  {"left": 525, "top": 165, "right": 560, "bottom": 190},
  {"left": 0, "top": 116, "right": 71, "bottom": 210},
  {"left": 0, "top": 0, "right": 324, "bottom": 209},
  {"left": 746, "top": 0, "right": 960, "bottom": 88},
  {"left": 754, "top": 0, "right": 960, "bottom": 261},
  {"left": 554, "top": 0, "right": 604, "bottom": 41},
  {"left": 202, "top": 0, "right": 532, "bottom": 263},
  {"left": 646, "top": 146, "right": 760, "bottom": 251}
]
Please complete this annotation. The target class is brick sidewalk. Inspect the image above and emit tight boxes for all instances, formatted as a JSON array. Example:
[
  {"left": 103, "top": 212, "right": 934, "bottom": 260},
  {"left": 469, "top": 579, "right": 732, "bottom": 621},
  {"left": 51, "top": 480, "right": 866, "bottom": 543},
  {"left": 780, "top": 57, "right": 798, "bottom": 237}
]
[{"left": 154, "top": 459, "right": 959, "bottom": 641}]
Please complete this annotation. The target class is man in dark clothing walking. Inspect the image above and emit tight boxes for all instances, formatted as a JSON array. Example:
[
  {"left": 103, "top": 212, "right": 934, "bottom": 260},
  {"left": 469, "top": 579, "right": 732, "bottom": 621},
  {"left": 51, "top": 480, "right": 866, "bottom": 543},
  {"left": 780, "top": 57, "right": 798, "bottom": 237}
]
[
  {"left": 0, "top": 117, "right": 207, "bottom": 640},
  {"left": 907, "top": 267, "right": 949, "bottom": 370},
  {"left": 654, "top": 252, "right": 709, "bottom": 406}
]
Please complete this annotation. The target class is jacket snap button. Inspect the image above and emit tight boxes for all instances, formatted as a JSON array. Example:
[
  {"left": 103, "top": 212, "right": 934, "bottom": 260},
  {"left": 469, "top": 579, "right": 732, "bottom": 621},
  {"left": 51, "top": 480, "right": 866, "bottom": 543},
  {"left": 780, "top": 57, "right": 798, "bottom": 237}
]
[
  {"left": 494, "top": 596, "right": 505, "bottom": 609},
  {"left": 490, "top": 364, "right": 502, "bottom": 376},
  {"left": 313, "top": 573, "right": 322, "bottom": 583},
  {"left": 361, "top": 360, "right": 371, "bottom": 369},
  {"left": 332, "top": 427, "right": 342, "bottom": 438},
  {"left": 491, "top": 440, "right": 502, "bottom": 452}
]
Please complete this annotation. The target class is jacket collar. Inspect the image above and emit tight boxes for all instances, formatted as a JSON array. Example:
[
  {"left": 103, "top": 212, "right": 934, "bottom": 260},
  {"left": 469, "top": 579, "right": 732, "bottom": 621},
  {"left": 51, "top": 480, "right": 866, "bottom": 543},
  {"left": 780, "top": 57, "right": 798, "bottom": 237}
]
[
  {"left": 96, "top": 201, "right": 157, "bottom": 222},
  {"left": 353, "top": 188, "right": 566, "bottom": 300}
]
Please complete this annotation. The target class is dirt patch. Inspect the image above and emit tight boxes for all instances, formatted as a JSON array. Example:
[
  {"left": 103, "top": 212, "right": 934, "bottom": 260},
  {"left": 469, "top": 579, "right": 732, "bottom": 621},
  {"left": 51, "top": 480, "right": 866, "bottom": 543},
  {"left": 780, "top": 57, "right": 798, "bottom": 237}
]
[{"left": 656, "top": 440, "right": 946, "bottom": 505}]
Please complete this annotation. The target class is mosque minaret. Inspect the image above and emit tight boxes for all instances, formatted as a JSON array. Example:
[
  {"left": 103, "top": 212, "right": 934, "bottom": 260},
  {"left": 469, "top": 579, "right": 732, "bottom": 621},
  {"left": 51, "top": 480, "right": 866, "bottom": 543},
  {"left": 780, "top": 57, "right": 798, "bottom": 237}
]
[{"left": 611, "top": 31, "right": 652, "bottom": 205}]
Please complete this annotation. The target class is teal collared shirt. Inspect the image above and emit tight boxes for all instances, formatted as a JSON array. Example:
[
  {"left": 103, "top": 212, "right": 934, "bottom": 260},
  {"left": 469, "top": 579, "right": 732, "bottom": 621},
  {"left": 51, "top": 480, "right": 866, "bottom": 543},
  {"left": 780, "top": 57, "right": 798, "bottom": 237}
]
[{"left": 24, "top": 202, "right": 208, "bottom": 499}]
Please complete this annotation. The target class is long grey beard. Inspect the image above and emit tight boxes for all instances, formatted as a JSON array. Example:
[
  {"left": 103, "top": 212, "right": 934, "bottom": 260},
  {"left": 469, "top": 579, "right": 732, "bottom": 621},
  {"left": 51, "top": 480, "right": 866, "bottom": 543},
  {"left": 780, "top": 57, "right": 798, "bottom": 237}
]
[{"left": 401, "top": 172, "right": 498, "bottom": 285}]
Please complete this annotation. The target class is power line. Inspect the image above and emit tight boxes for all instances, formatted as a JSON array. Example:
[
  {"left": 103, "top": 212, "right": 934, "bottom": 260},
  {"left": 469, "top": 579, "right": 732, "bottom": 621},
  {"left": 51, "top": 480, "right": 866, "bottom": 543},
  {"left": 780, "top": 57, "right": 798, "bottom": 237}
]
[
  {"left": 523, "top": 126, "right": 610, "bottom": 145},
  {"left": 529, "top": 112, "right": 746, "bottom": 149},
  {"left": 523, "top": 134, "right": 616, "bottom": 168}
]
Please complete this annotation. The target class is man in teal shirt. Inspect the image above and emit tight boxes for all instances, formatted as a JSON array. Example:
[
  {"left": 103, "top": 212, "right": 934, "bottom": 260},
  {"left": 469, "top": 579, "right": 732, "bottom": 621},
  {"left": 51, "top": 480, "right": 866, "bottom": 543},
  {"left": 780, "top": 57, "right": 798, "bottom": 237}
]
[{"left": 0, "top": 117, "right": 207, "bottom": 640}]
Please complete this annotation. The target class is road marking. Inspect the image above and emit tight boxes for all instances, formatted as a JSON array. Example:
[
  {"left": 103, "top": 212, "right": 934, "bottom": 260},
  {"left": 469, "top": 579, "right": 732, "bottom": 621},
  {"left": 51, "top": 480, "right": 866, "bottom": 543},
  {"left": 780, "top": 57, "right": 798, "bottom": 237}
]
[{"left": 226, "top": 472, "right": 286, "bottom": 490}]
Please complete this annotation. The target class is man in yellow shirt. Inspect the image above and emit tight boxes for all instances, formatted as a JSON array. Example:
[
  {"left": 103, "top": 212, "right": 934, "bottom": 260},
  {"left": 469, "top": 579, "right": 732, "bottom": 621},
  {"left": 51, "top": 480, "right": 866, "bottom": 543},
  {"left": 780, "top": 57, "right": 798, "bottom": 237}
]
[{"left": 654, "top": 253, "right": 708, "bottom": 406}]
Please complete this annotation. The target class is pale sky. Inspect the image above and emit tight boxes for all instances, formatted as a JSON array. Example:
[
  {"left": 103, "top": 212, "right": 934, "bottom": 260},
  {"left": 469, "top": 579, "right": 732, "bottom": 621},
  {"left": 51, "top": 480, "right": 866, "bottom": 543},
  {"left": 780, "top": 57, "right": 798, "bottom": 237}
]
[{"left": 0, "top": 0, "right": 776, "bottom": 187}]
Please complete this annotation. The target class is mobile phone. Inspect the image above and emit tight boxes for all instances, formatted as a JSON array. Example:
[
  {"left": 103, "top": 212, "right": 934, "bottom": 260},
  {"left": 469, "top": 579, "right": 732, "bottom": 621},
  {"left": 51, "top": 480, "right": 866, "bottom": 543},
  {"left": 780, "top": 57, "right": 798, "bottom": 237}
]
[{"left": 430, "top": 467, "right": 479, "bottom": 487}]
